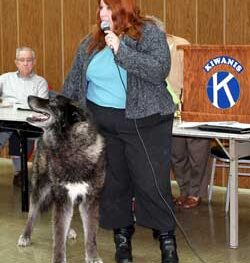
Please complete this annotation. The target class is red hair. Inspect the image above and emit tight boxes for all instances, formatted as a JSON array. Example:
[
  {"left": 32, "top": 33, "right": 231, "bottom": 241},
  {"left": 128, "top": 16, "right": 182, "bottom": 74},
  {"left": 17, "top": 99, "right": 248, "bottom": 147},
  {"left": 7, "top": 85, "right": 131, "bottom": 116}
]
[{"left": 87, "top": 0, "right": 152, "bottom": 53}]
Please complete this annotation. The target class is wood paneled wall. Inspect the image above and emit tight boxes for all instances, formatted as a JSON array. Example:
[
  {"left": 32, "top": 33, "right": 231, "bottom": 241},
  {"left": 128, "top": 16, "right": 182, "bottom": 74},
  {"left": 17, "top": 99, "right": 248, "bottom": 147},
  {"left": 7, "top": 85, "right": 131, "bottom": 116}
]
[
  {"left": 0, "top": 0, "right": 250, "bottom": 91},
  {"left": 1, "top": 0, "right": 250, "bottom": 187}
]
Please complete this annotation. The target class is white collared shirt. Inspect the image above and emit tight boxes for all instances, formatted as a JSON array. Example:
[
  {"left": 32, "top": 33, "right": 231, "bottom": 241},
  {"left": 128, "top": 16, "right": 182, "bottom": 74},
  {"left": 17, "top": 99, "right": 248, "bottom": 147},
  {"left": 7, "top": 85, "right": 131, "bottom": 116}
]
[{"left": 0, "top": 71, "right": 48, "bottom": 106}]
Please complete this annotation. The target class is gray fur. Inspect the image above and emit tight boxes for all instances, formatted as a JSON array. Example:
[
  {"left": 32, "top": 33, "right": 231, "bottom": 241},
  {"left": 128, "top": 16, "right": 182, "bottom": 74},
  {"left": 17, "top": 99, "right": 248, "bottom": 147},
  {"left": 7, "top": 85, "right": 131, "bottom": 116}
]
[{"left": 17, "top": 95, "right": 105, "bottom": 263}]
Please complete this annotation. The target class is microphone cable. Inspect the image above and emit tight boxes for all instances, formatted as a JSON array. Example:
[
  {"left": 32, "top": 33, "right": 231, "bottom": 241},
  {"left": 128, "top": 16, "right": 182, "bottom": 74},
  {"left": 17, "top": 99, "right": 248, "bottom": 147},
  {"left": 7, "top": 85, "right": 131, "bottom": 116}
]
[
  {"left": 113, "top": 52, "right": 207, "bottom": 263},
  {"left": 134, "top": 119, "right": 207, "bottom": 263}
]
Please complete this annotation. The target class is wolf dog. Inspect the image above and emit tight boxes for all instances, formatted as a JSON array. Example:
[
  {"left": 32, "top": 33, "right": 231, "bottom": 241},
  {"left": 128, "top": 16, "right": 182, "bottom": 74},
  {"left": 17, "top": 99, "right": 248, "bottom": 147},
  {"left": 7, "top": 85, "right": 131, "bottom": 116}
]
[{"left": 17, "top": 95, "right": 105, "bottom": 263}]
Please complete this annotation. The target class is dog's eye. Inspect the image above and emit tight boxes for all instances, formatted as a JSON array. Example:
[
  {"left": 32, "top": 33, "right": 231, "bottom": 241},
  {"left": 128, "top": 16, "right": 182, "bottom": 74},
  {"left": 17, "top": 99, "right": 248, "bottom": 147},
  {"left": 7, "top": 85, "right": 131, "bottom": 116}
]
[
  {"left": 49, "top": 99, "right": 59, "bottom": 108},
  {"left": 72, "top": 111, "right": 84, "bottom": 122}
]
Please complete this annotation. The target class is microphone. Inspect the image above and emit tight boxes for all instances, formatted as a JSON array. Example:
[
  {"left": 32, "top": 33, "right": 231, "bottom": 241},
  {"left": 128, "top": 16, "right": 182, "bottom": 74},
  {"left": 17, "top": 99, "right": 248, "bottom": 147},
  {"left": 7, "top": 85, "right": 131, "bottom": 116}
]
[
  {"left": 100, "top": 21, "right": 110, "bottom": 33},
  {"left": 100, "top": 21, "right": 114, "bottom": 53}
]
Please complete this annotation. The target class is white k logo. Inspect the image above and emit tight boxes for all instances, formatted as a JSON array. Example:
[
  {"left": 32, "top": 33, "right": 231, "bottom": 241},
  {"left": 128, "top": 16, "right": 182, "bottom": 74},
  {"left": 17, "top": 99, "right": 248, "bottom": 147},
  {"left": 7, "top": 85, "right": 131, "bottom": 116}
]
[{"left": 212, "top": 72, "right": 235, "bottom": 108}]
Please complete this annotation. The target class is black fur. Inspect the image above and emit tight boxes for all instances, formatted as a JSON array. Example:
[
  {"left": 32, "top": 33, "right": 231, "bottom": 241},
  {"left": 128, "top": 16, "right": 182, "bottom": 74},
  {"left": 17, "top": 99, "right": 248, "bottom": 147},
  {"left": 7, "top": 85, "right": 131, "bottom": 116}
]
[{"left": 17, "top": 95, "right": 105, "bottom": 263}]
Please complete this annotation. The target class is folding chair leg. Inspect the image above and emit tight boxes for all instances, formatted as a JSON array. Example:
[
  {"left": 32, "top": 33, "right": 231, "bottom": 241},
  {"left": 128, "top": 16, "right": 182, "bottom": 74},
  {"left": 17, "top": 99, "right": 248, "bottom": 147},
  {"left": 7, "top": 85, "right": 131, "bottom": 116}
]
[
  {"left": 225, "top": 178, "right": 230, "bottom": 213},
  {"left": 208, "top": 158, "right": 216, "bottom": 203}
]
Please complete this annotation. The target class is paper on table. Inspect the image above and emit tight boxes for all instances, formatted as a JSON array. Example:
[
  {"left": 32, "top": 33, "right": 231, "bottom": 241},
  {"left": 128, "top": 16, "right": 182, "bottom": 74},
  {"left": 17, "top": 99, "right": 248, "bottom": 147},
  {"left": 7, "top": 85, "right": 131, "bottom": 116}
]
[
  {"left": 178, "top": 121, "right": 250, "bottom": 129},
  {"left": 177, "top": 121, "right": 208, "bottom": 128},
  {"left": 204, "top": 121, "right": 250, "bottom": 129},
  {"left": 0, "top": 101, "right": 13, "bottom": 108}
]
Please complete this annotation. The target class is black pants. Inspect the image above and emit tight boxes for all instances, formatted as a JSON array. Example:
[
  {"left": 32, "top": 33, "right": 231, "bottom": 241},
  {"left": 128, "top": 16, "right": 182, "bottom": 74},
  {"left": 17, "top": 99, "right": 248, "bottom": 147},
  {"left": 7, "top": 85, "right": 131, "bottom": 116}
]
[
  {"left": 87, "top": 100, "right": 175, "bottom": 232},
  {"left": 171, "top": 137, "right": 211, "bottom": 197},
  {"left": 9, "top": 132, "right": 33, "bottom": 156}
]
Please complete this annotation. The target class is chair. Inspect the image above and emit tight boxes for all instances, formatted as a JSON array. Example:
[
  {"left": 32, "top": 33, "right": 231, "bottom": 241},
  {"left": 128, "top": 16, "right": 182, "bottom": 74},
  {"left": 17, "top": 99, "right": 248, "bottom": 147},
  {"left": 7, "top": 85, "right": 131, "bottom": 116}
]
[{"left": 208, "top": 146, "right": 250, "bottom": 213}]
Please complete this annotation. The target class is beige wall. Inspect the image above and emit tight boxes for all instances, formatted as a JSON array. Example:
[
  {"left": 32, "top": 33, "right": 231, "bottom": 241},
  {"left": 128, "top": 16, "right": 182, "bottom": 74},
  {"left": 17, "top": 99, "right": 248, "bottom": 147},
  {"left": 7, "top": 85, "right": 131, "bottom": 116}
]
[{"left": 0, "top": 0, "right": 249, "bottom": 91}]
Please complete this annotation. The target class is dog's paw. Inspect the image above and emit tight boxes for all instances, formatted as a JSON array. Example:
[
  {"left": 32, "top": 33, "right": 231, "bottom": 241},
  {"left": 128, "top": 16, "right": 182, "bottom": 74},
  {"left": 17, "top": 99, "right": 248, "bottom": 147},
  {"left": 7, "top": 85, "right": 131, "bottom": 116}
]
[
  {"left": 85, "top": 257, "right": 103, "bottom": 263},
  {"left": 17, "top": 235, "right": 31, "bottom": 246},
  {"left": 67, "top": 228, "right": 77, "bottom": 239}
]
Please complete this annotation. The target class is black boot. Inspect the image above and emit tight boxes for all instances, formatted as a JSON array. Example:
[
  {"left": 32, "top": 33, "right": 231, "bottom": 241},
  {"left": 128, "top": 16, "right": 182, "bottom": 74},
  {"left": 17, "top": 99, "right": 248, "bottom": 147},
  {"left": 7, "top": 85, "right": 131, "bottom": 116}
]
[
  {"left": 152, "top": 228, "right": 160, "bottom": 239},
  {"left": 114, "top": 225, "right": 135, "bottom": 263},
  {"left": 159, "top": 231, "right": 179, "bottom": 263}
]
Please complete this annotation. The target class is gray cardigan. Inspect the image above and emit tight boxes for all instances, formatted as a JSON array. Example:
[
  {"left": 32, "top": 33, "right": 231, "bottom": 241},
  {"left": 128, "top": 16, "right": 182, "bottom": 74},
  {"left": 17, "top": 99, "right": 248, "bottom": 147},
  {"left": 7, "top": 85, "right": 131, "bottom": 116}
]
[{"left": 62, "top": 21, "right": 175, "bottom": 119}]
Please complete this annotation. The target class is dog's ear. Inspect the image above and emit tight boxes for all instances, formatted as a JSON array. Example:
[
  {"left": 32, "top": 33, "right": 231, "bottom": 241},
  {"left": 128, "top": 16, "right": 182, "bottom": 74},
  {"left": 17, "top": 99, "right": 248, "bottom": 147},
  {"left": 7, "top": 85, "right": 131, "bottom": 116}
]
[
  {"left": 71, "top": 108, "right": 85, "bottom": 123},
  {"left": 67, "top": 102, "right": 87, "bottom": 124},
  {"left": 56, "top": 94, "right": 72, "bottom": 105},
  {"left": 68, "top": 103, "right": 97, "bottom": 130},
  {"left": 55, "top": 95, "right": 88, "bottom": 127}
]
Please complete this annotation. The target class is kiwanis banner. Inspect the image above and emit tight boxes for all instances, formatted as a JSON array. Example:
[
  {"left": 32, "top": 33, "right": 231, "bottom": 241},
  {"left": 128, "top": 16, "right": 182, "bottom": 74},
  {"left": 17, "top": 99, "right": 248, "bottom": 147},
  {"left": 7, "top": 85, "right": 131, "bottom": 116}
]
[{"left": 178, "top": 45, "right": 250, "bottom": 123}]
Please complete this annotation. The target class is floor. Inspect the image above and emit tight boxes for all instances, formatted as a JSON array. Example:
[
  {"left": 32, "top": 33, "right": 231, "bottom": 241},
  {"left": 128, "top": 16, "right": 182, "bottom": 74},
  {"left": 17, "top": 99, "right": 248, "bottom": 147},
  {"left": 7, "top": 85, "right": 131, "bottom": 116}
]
[{"left": 0, "top": 158, "right": 250, "bottom": 263}]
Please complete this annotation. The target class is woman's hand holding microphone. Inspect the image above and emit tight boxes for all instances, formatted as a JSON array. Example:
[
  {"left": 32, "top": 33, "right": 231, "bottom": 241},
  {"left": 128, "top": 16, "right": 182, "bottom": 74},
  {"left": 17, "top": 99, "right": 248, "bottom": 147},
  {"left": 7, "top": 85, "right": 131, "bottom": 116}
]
[
  {"left": 101, "top": 21, "right": 120, "bottom": 54},
  {"left": 104, "top": 31, "right": 120, "bottom": 54}
]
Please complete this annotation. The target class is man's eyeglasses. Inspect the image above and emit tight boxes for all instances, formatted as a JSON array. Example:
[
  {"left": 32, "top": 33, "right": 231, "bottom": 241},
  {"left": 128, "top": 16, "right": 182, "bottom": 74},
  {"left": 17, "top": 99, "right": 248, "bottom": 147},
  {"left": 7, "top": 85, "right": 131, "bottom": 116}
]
[{"left": 16, "top": 58, "right": 34, "bottom": 63}]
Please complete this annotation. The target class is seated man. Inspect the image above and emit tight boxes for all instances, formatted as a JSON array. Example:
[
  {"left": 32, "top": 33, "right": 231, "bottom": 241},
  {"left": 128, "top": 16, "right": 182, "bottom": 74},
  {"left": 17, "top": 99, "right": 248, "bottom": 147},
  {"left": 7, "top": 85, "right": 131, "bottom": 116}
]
[
  {"left": 0, "top": 46, "right": 48, "bottom": 186},
  {"left": 167, "top": 35, "right": 211, "bottom": 209}
]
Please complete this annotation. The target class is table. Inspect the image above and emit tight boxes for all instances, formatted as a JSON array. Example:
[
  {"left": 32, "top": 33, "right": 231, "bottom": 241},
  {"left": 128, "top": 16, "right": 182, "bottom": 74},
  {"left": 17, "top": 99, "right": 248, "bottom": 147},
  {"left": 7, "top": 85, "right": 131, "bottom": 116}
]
[
  {"left": 173, "top": 120, "right": 250, "bottom": 249},
  {"left": 1, "top": 107, "right": 249, "bottom": 248},
  {"left": 0, "top": 106, "right": 42, "bottom": 212}
]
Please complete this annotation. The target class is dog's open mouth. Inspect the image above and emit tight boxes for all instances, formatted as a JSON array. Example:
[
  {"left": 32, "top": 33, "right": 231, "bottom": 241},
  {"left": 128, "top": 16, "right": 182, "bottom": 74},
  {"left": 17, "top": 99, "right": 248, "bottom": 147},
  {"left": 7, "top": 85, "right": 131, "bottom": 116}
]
[
  {"left": 27, "top": 112, "right": 50, "bottom": 122},
  {"left": 26, "top": 96, "right": 55, "bottom": 128},
  {"left": 26, "top": 109, "right": 51, "bottom": 127}
]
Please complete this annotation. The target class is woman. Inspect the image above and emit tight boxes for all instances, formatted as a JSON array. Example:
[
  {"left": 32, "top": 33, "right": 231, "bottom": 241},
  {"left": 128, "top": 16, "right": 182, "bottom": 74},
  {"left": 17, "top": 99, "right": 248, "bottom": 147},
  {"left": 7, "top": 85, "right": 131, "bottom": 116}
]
[{"left": 63, "top": 0, "right": 178, "bottom": 262}]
